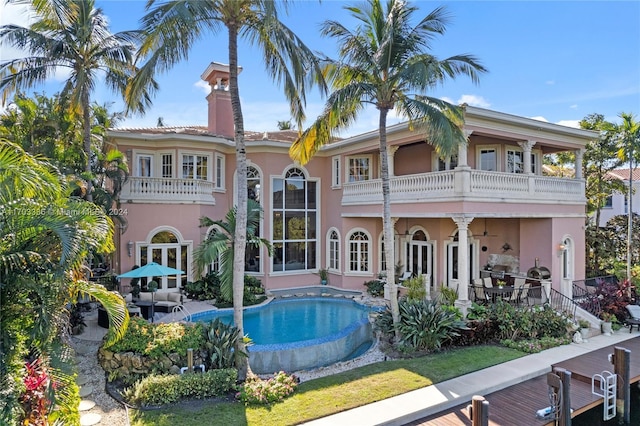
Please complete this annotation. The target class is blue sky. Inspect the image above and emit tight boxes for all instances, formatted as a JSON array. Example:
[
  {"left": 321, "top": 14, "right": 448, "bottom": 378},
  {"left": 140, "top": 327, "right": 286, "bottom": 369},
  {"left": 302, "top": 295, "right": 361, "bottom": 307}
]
[{"left": 1, "top": 1, "right": 639, "bottom": 136}]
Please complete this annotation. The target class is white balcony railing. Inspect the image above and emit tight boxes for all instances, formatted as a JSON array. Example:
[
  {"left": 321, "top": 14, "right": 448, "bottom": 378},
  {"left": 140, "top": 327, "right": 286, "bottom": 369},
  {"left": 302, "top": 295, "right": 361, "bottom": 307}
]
[
  {"left": 121, "top": 177, "right": 216, "bottom": 204},
  {"left": 342, "top": 169, "right": 584, "bottom": 205}
]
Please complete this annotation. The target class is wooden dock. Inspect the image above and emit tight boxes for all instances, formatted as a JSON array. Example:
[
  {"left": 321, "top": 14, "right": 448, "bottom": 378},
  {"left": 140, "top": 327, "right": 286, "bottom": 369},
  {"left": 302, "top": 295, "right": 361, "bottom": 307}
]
[{"left": 409, "top": 337, "right": 640, "bottom": 425}]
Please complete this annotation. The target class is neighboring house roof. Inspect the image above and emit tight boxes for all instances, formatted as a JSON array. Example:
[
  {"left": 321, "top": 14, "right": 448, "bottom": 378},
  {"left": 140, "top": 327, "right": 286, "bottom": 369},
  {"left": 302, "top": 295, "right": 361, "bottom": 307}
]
[{"left": 606, "top": 168, "right": 640, "bottom": 182}]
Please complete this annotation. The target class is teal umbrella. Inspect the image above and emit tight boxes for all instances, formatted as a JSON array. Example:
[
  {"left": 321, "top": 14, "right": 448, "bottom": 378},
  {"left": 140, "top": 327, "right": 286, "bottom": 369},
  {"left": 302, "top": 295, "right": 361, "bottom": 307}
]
[{"left": 117, "top": 262, "right": 184, "bottom": 278}]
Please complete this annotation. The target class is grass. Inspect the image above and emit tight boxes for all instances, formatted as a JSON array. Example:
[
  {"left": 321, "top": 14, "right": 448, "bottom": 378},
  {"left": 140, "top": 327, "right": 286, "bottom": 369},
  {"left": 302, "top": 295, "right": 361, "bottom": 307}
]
[{"left": 130, "top": 345, "right": 524, "bottom": 426}]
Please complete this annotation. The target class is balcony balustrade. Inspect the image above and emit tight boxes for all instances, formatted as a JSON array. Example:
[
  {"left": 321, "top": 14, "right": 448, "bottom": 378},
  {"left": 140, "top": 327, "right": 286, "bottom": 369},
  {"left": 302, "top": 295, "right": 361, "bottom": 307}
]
[
  {"left": 341, "top": 169, "right": 585, "bottom": 206},
  {"left": 121, "top": 177, "right": 216, "bottom": 204}
]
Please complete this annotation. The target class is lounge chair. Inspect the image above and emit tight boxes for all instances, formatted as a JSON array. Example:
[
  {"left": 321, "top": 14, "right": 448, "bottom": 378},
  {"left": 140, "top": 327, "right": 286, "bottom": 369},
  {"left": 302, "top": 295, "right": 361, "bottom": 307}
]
[
  {"left": 398, "top": 271, "right": 413, "bottom": 284},
  {"left": 625, "top": 304, "right": 640, "bottom": 333}
]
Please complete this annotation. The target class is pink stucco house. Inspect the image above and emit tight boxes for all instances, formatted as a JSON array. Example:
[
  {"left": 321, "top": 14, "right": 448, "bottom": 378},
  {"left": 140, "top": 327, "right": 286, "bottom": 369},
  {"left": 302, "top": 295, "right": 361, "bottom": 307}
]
[{"left": 107, "top": 63, "right": 596, "bottom": 305}]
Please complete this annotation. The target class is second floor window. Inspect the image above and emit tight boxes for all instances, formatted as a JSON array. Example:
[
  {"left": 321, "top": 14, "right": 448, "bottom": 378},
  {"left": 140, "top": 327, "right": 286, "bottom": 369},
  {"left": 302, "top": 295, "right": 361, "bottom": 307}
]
[
  {"left": 507, "top": 150, "right": 524, "bottom": 174},
  {"left": 348, "top": 156, "right": 371, "bottom": 182},
  {"left": 137, "top": 154, "right": 152, "bottom": 177},
  {"left": 182, "top": 155, "right": 208, "bottom": 180},
  {"left": 479, "top": 149, "right": 497, "bottom": 171},
  {"left": 161, "top": 154, "right": 173, "bottom": 178},
  {"left": 215, "top": 154, "right": 225, "bottom": 189}
]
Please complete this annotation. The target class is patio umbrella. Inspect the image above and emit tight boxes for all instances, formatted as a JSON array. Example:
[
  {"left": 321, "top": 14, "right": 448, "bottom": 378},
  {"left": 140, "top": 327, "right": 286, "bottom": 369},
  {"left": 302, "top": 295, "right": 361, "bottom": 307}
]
[{"left": 117, "top": 262, "right": 184, "bottom": 278}]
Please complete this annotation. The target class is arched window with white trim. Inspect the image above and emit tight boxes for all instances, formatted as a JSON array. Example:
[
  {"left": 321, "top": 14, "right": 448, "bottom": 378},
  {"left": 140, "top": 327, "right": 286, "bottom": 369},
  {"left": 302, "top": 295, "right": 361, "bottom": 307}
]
[
  {"left": 348, "top": 230, "right": 370, "bottom": 273},
  {"left": 327, "top": 228, "right": 340, "bottom": 272}
]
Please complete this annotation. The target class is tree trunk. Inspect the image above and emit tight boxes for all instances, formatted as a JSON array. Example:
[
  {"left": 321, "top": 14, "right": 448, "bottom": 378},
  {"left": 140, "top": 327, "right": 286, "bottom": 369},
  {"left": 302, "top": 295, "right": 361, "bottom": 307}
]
[
  {"left": 378, "top": 108, "right": 400, "bottom": 340},
  {"left": 82, "top": 90, "right": 93, "bottom": 202},
  {"left": 627, "top": 153, "right": 633, "bottom": 283},
  {"left": 228, "top": 23, "right": 250, "bottom": 381}
]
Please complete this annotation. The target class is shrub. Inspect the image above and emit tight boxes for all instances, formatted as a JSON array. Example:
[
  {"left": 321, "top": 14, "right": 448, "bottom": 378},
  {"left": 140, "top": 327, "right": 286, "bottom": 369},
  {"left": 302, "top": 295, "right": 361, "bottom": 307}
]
[
  {"left": 375, "top": 299, "right": 467, "bottom": 353},
  {"left": 184, "top": 271, "right": 220, "bottom": 301},
  {"left": 439, "top": 286, "right": 458, "bottom": 306},
  {"left": 108, "top": 317, "right": 206, "bottom": 365},
  {"left": 203, "top": 318, "right": 247, "bottom": 370},
  {"left": 123, "top": 369, "right": 237, "bottom": 406},
  {"left": 594, "top": 279, "right": 633, "bottom": 323},
  {"left": 364, "top": 279, "right": 385, "bottom": 297},
  {"left": 404, "top": 274, "right": 426, "bottom": 301},
  {"left": 501, "top": 336, "right": 571, "bottom": 354},
  {"left": 237, "top": 371, "right": 298, "bottom": 405}
]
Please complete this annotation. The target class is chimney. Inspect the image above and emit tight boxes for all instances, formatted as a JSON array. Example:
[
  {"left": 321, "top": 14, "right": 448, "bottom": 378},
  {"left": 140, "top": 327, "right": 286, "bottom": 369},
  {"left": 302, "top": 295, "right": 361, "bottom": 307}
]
[{"left": 201, "top": 62, "right": 242, "bottom": 138}]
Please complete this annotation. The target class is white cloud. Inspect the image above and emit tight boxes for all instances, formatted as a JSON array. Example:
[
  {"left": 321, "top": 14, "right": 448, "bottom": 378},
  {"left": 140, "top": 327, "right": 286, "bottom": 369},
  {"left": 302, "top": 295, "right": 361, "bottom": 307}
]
[
  {"left": 556, "top": 120, "right": 580, "bottom": 128},
  {"left": 569, "top": 104, "right": 578, "bottom": 109},
  {"left": 530, "top": 116, "right": 549, "bottom": 122},
  {"left": 194, "top": 80, "right": 211, "bottom": 95},
  {"left": 456, "top": 94, "right": 491, "bottom": 108},
  {"left": 440, "top": 96, "right": 454, "bottom": 104}
]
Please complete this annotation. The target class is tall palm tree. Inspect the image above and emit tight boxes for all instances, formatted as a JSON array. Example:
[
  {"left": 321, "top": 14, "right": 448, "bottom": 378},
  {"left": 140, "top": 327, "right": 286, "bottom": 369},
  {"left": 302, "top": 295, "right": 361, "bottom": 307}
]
[
  {"left": 131, "top": 0, "right": 325, "bottom": 379},
  {"left": 0, "top": 0, "right": 155, "bottom": 201},
  {"left": 193, "top": 199, "right": 273, "bottom": 304},
  {"left": 0, "top": 139, "right": 127, "bottom": 424},
  {"left": 616, "top": 113, "right": 640, "bottom": 282},
  {"left": 290, "top": 0, "right": 486, "bottom": 336}
]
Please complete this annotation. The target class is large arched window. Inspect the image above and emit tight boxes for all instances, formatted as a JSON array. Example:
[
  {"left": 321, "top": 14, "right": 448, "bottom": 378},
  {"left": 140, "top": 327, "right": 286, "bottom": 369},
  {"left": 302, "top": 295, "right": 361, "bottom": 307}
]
[
  {"left": 272, "top": 167, "right": 317, "bottom": 272},
  {"left": 327, "top": 228, "right": 341, "bottom": 272},
  {"left": 137, "top": 227, "right": 191, "bottom": 291},
  {"left": 246, "top": 165, "right": 262, "bottom": 273},
  {"left": 348, "top": 230, "right": 370, "bottom": 273}
]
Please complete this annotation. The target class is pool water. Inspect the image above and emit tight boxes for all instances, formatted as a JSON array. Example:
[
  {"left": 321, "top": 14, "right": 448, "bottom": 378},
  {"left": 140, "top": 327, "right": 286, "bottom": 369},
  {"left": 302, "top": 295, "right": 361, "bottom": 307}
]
[{"left": 189, "top": 297, "right": 374, "bottom": 345}]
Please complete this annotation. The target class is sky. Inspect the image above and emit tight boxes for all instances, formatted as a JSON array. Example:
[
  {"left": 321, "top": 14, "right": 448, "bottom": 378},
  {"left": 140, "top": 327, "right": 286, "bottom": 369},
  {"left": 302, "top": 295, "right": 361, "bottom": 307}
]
[{"left": 1, "top": 0, "right": 639, "bottom": 136}]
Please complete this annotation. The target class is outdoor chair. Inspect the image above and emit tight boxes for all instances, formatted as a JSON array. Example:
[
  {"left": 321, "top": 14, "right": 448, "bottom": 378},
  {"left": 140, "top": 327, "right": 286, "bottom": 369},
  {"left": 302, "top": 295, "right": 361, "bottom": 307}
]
[
  {"left": 482, "top": 277, "right": 493, "bottom": 288},
  {"left": 398, "top": 271, "right": 413, "bottom": 284},
  {"left": 473, "top": 278, "right": 488, "bottom": 303},
  {"left": 519, "top": 283, "right": 531, "bottom": 306},
  {"left": 625, "top": 304, "right": 640, "bottom": 333}
]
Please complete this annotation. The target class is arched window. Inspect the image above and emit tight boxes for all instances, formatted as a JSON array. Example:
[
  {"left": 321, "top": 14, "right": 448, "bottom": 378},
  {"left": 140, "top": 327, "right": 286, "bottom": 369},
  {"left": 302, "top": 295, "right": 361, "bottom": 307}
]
[
  {"left": 272, "top": 167, "right": 317, "bottom": 272},
  {"left": 348, "top": 230, "right": 370, "bottom": 273},
  {"left": 246, "top": 165, "right": 262, "bottom": 272},
  {"left": 327, "top": 229, "right": 340, "bottom": 272}
]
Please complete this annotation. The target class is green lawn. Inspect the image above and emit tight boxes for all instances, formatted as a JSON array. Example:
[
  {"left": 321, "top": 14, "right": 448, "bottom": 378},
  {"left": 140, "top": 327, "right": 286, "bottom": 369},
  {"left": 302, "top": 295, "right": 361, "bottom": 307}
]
[{"left": 130, "top": 345, "right": 524, "bottom": 426}]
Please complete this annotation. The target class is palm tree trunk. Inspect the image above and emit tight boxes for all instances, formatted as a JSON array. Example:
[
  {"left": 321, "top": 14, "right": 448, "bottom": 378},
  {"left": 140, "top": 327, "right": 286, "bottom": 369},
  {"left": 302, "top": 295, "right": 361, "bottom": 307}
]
[
  {"left": 228, "top": 23, "right": 250, "bottom": 381},
  {"left": 627, "top": 153, "right": 633, "bottom": 282},
  {"left": 378, "top": 108, "right": 400, "bottom": 340},
  {"left": 82, "top": 90, "right": 93, "bottom": 202}
]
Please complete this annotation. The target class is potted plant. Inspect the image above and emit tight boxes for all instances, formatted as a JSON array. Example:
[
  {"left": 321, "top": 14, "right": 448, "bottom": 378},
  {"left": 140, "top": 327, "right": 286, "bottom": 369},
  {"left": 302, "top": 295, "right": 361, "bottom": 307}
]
[
  {"left": 317, "top": 269, "right": 329, "bottom": 285},
  {"left": 600, "top": 312, "right": 614, "bottom": 335},
  {"left": 577, "top": 319, "right": 590, "bottom": 340},
  {"left": 497, "top": 280, "right": 506, "bottom": 289}
]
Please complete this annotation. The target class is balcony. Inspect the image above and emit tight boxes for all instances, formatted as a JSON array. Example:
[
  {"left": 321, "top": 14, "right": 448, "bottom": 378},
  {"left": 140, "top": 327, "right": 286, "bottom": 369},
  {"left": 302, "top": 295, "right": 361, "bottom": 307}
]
[
  {"left": 121, "top": 177, "right": 216, "bottom": 204},
  {"left": 341, "top": 169, "right": 585, "bottom": 206}
]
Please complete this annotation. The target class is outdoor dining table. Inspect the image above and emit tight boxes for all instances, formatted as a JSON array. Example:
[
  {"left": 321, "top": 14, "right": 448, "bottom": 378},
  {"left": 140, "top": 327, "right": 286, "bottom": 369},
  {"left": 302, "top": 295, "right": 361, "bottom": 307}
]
[{"left": 484, "top": 286, "right": 516, "bottom": 302}]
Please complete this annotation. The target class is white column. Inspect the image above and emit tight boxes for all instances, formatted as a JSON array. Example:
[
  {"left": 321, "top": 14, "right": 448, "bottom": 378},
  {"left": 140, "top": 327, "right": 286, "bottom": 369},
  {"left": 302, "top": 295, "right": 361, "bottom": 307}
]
[
  {"left": 574, "top": 149, "right": 584, "bottom": 179},
  {"left": 518, "top": 140, "right": 536, "bottom": 174},
  {"left": 452, "top": 216, "right": 473, "bottom": 316},
  {"left": 387, "top": 146, "right": 399, "bottom": 177},
  {"left": 457, "top": 129, "right": 472, "bottom": 167}
]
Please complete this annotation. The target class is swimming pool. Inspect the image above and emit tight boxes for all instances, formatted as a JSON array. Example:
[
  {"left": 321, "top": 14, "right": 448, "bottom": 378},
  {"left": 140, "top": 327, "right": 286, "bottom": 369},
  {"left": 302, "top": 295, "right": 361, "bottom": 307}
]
[{"left": 189, "top": 297, "right": 379, "bottom": 373}]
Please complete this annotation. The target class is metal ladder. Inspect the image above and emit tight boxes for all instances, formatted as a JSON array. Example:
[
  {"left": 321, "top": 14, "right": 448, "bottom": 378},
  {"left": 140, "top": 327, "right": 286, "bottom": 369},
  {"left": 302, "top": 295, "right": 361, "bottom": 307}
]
[
  {"left": 592, "top": 371, "right": 617, "bottom": 421},
  {"left": 172, "top": 304, "right": 192, "bottom": 321}
]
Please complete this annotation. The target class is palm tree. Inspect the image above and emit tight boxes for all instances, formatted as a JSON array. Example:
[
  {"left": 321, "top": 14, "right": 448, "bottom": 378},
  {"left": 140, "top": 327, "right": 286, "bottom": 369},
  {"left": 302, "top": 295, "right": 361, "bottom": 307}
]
[
  {"left": 0, "top": 0, "right": 155, "bottom": 202},
  {"left": 289, "top": 0, "right": 486, "bottom": 337},
  {"left": 0, "top": 139, "right": 127, "bottom": 424},
  {"left": 131, "top": 0, "right": 325, "bottom": 379},
  {"left": 616, "top": 113, "right": 640, "bottom": 282},
  {"left": 193, "top": 199, "right": 273, "bottom": 304}
]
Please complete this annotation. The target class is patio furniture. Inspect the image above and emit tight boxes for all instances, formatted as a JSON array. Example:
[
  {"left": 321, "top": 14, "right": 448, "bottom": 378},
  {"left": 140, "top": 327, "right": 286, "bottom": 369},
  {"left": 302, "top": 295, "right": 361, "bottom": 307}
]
[
  {"left": 398, "top": 271, "right": 413, "bottom": 284},
  {"left": 484, "top": 286, "right": 514, "bottom": 303},
  {"left": 472, "top": 278, "right": 488, "bottom": 303},
  {"left": 135, "top": 301, "right": 157, "bottom": 322},
  {"left": 482, "top": 277, "right": 493, "bottom": 288},
  {"left": 625, "top": 304, "right": 640, "bottom": 333}
]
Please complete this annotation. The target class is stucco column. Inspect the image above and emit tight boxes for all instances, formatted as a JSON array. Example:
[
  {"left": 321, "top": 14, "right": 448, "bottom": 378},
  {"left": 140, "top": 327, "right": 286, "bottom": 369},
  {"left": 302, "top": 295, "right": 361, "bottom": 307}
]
[
  {"left": 518, "top": 140, "right": 536, "bottom": 174},
  {"left": 452, "top": 216, "right": 473, "bottom": 316},
  {"left": 574, "top": 149, "right": 584, "bottom": 179},
  {"left": 387, "top": 146, "right": 399, "bottom": 177},
  {"left": 457, "top": 129, "right": 472, "bottom": 167}
]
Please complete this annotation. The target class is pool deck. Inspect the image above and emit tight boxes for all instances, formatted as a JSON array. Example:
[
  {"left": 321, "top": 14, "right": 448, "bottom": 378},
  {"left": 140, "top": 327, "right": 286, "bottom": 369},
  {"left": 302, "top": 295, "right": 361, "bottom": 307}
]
[{"left": 302, "top": 331, "right": 640, "bottom": 426}]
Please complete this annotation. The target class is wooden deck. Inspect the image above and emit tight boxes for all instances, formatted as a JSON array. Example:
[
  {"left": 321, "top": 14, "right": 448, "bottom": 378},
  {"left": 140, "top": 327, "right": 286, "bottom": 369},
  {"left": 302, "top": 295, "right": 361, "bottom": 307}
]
[{"left": 409, "top": 337, "right": 640, "bottom": 425}]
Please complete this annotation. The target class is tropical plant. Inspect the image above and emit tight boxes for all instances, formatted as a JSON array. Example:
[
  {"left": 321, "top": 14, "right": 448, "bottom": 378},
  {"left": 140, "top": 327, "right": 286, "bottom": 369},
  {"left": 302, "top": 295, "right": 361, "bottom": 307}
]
[
  {"left": 194, "top": 199, "right": 273, "bottom": 304},
  {"left": 0, "top": 139, "right": 125, "bottom": 424},
  {"left": 133, "top": 0, "right": 326, "bottom": 380},
  {"left": 289, "top": 0, "right": 486, "bottom": 339},
  {"left": 0, "top": 0, "right": 154, "bottom": 202},
  {"left": 364, "top": 278, "right": 386, "bottom": 297},
  {"left": 375, "top": 299, "right": 467, "bottom": 353},
  {"left": 238, "top": 371, "right": 298, "bottom": 405},
  {"left": 203, "top": 318, "right": 247, "bottom": 370},
  {"left": 404, "top": 274, "right": 426, "bottom": 301},
  {"left": 614, "top": 112, "right": 640, "bottom": 282}
]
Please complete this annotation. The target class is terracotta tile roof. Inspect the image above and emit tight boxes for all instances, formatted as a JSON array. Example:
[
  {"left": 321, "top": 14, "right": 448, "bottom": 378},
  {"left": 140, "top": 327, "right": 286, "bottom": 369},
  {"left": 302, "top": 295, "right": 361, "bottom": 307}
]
[
  {"left": 606, "top": 168, "right": 640, "bottom": 181},
  {"left": 111, "top": 126, "right": 302, "bottom": 143}
]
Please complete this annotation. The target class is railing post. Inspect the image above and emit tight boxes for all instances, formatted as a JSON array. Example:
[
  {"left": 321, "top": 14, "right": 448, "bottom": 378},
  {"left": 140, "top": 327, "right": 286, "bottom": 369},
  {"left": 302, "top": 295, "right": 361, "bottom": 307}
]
[
  {"left": 552, "top": 367, "right": 572, "bottom": 426},
  {"left": 467, "top": 395, "right": 489, "bottom": 426},
  {"left": 612, "top": 347, "right": 631, "bottom": 424}
]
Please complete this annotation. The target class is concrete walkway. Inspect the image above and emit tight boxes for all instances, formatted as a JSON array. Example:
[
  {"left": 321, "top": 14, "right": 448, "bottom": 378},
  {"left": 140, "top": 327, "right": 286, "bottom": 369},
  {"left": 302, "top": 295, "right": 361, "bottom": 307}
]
[{"left": 303, "top": 331, "right": 640, "bottom": 426}]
